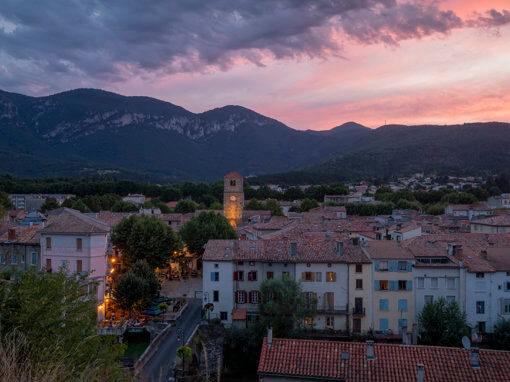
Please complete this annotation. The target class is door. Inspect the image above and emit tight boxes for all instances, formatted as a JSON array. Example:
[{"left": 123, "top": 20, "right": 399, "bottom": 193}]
[
  {"left": 355, "top": 297, "right": 363, "bottom": 313},
  {"left": 353, "top": 318, "right": 361, "bottom": 333},
  {"left": 46, "top": 258, "right": 52, "bottom": 272},
  {"left": 77, "top": 260, "right": 82, "bottom": 273}
]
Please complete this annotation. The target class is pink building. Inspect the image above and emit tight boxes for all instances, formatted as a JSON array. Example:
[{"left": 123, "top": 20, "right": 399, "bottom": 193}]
[{"left": 40, "top": 208, "right": 110, "bottom": 318}]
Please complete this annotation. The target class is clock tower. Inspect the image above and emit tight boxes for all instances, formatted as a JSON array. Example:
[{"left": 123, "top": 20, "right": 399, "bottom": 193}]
[{"left": 223, "top": 172, "right": 244, "bottom": 227}]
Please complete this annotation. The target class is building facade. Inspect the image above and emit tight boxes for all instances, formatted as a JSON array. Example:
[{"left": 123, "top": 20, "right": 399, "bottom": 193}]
[{"left": 223, "top": 172, "right": 244, "bottom": 227}]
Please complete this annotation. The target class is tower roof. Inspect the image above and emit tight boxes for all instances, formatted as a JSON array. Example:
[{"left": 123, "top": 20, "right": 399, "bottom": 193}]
[{"left": 224, "top": 171, "right": 243, "bottom": 179}]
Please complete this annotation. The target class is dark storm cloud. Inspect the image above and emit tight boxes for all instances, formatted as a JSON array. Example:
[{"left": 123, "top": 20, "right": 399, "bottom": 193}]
[{"left": 0, "top": 1, "right": 508, "bottom": 93}]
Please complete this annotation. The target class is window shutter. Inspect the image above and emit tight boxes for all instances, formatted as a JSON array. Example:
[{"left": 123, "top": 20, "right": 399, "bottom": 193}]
[
  {"left": 235, "top": 291, "right": 239, "bottom": 303},
  {"left": 234, "top": 271, "right": 238, "bottom": 281},
  {"left": 253, "top": 271, "right": 257, "bottom": 281},
  {"left": 407, "top": 261, "right": 412, "bottom": 272},
  {"left": 248, "top": 272, "right": 252, "bottom": 281},
  {"left": 311, "top": 272, "right": 315, "bottom": 282},
  {"left": 302, "top": 272, "right": 306, "bottom": 281},
  {"left": 375, "top": 280, "right": 380, "bottom": 291},
  {"left": 210, "top": 272, "right": 215, "bottom": 281},
  {"left": 407, "top": 280, "right": 412, "bottom": 291},
  {"left": 390, "top": 261, "right": 397, "bottom": 272},
  {"left": 248, "top": 291, "right": 253, "bottom": 303},
  {"left": 256, "top": 291, "right": 261, "bottom": 304},
  {"left": 243, "top": 291, "right": 247, "bottom": 304},
  {"left": 333, "top": 273, "right": 336, "bottom": 282},
  {"left": 388, "top": 280, "right": 393, "bottom": 291},
  {"left": 375, "top": 261, "right": 380, "bottom": 271}
]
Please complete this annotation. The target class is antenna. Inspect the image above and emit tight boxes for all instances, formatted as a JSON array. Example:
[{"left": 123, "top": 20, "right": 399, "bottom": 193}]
[{"left": 462, "top": 336, "right": 471, "bottom": 350}]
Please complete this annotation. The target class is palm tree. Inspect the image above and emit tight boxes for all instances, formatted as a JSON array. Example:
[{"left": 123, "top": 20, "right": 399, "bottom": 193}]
[{"left": 176, "top": 345, "right": 192, "bottom": 377}]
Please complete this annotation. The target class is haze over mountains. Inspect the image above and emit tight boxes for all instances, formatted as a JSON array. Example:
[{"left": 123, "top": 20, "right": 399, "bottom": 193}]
[{"left": 1, "top": 88, "right": 509, "bottom": 183}]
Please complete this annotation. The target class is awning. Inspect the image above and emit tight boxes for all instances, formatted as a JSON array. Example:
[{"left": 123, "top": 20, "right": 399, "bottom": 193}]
[{"left": 232, "top": 308, "right": 247, "bottom": 320}]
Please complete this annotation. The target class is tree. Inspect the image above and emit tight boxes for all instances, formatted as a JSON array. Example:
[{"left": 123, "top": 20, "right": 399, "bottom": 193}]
[
  {"left": 111, "top": 200, "right": 139, "bottom": 212},
  {"left": 0, "top": 268, "right": 126, "bottom": 379},
  {"left": 283, "top": 187, "right": 305, "bottom": 201},
  {"left": 160, "top": 186, "right": 182, "bottom": 202},
  {"left": 0, "top": 190, "right": 13, "bottom": 210},
  {"left": 299, "top": 198, "right": 319, "bottom": 212},
  {"left": 174, "top": 200, "right": 196, "bottom": 214},
  {"left": 111, "top": 215, "right": 182, "bottom": 269},
  {"left": 112, "top": 271, "right": 151, "bottom": 315},
  {"left": 176, "top": 345, "right": 192, "bottom": 376},
  {"left": 130, "top": 259, "right": 159, "bottom": 297},
  {"left": 418, "top": 297, "right": 468, "bottom": 347},
  {"left": 245, "top": 199, "right": 264, "bottom": 210},
  {"left": 265, "top": 199, "right": 284, "bottom": 216},
  {"left": 259, "top": 278, "right": 316, "bottom": 337},
  {"left": 180, "top": 212, "right": 237, "bottom": 256},
  {"left": 492, "top": 318, "right": 510, "bottom": 350},
  {"left": 39, "top": 197, "right": 60, "bottom": 213}
]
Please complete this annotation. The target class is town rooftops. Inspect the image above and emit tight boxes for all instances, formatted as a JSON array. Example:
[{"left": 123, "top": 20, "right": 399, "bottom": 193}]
[
  {"left": 0, "top": 226, "right": 41, "bottom": 245},
  {"left": 448, "top": 204, "right": 491, "bottom": 211},
  {"left": 224, "top": 171, "right": 243, "bottom": 179},
  {"left": 472, "top": 215, "right": 510, "bottom": 226},
  {"left": 362, "top": 240, "right": 414, "bottom": 260},
  {"left": 42, "top": 208, "right": 110, "bottom": 234},
  {"left": 484, "top": 247, "right": 510, "bottom": 272},
  {"left": 258, "top": 337, "right": 510, "bottom": 382},
  {"left": 203, "top": 238, "right": 370, "bottom": 264}
]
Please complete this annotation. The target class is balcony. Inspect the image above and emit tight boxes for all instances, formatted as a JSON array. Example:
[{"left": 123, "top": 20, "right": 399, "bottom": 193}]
[
  {"left": 352, "top": 307, "right": 366, "bottom": 316},
  {"left": 316, "top": 305, "right": 349, "bottom": 315}
]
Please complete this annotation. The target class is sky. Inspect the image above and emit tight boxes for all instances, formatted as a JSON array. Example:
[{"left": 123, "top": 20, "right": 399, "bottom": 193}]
[{"left": 0, "top": 0, "right": 509, "bottom": 130}]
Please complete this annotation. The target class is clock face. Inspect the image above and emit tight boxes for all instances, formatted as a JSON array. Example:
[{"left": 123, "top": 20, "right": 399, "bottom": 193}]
[{"left": 230, "top": 195, "right": 237, "bottom": 202}]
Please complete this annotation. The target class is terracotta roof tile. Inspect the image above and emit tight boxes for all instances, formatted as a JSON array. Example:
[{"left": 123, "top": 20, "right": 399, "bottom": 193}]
[
  {"left": 224, "top": 171, "right": 243, "bottom": 179},
  {"left": 258, "top": 338, "right": 510, "bottom": 381},
  {"left": 42, "top": 208, "right": 110, "bottom": 234}
]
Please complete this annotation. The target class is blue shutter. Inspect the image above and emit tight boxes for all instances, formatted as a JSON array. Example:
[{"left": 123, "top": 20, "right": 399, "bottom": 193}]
[
  {"left": 407, "top": 280, "right": 412, "bottom": 291},
  {"left": 375, "top": 261, "right": 380, "bottom": 271},
  {"left": 375, "top": 280, "right": 380, "bottom": 291},
  {"left": 379, "top": 299, "right": 389, "bottom": 311},
  {"left": 398, "top": 318, "right": 408, "bottom": 333},
  {"left": 407, "top": 261, "right": 412, "bottom": 272},
  {"left": 389, "top": 261, "right": 396, "bottom": 272},
  {"left": 398, "top": 299, "right": 408, "bottom": 312},
  {"left": 388, "top": 280, "right": 393, "bottom": 291},
  {"left": 210, "top": 272, "right": 215, "bottom": 281},
  {"left": 379, "top": 318, "right": 389, "bottom": 331}
]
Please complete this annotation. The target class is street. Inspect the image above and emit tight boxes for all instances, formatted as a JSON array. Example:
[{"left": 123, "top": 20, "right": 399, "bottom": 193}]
[{"left": 140, "top": 298, "right": 202, "bottom": 382}]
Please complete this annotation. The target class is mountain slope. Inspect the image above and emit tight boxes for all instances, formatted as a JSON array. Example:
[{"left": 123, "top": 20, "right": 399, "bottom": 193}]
[{"left": 0, "top": 88, "right": 370, "bottom": 181}]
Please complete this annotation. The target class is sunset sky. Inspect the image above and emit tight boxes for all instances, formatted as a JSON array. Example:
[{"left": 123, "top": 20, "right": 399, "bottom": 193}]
[{"left": 1, "top": 0, "right": 509, "bottom": 129}]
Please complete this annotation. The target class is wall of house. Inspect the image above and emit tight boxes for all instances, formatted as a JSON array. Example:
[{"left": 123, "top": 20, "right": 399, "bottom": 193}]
[
  {"left": 372, "top": 260, "right": 414, "bottom": 333},
  {"left": 413, "top": 267, "right": 461, "bottom": 322},
  {"left": 203, "top": 260, "right": 234, "bottom": 323},
  {"left": 0, "top": 244, "right": 40, "bottom": 273},
  {"left": 470, "top": 224, "right": 509, "bottom": 233},
  {"left": 349, "top": 263, "right": 372, "bottom": 333}
]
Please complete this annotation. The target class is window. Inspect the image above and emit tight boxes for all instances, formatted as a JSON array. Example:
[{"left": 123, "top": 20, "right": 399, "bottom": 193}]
[
  {"left": 220, "top": 312, "right": 228, "bottom": 321},
  {"left": 398, "top": 280, "right": 408, "bottom": 290},
  {"left": 356, "top": 279, "right": 363, "bottom": 289},
  {"left": 398, "top": 261, "right": 407, "bottom": 271},
  {"left": 476, "top": 301, "right": 485, "bottom": 314},
  {"left": 304, "top": 317, "right": 313, "bottom": 327},
  {"left": 250, "top": 290, "right": 261, "bottom": 304},
  {"left": 235, "top": 290, "right": 247, "bottom": 304},
  {"left": 417, "top": 277, "right": 424, "bottom": 289},
  {"left": 248, "top": 271, "right": 258, "bottom": 281},
  {"left": 213, "top": 290, "right": 219, "bottom": 302},
  {"left": 46, "top": 258, "right": 52, "bottom": 271},
  {"left": 503, "top": 299, "right": 510, "bottom": 314},
  {"left": 379, "top": 299, "right": 389, "bottom": 311},
  {"left": 506, "top": 282, "right": 510, "bottom": 291},
  {"left": 282, "top": 271, "right": 290, "bottom": 279},
  {"left": 355, "top": 264, "right": 363, "bottom": 273},
  {"left": 379, "top": 261, "right": 388, "bottom": 271},
  {"left": 424, "top": 295, "right": 433, "bottom": 304},
  {"left": 234, "top": 271, "right": 244, "bottom": 281},
  {"left": 431, "top": 277, "right": 438, "bottom": 288},
  {"left": 76, "top": 238, "right": 82, "bottom": 251},
  {"left": 478, "top": 321, "right": 486, "bottom": 333},
  {"left": 12, "top": 254, "right": 17, "bottom": 264},
  {"left": 46, "top": 237, "right": 51, "bottom": 249},
  {"left": 210, "top": 272, "right": 219, "bottom": 281},
  {"left": 266, "top": 271, "right": 274, "bottom": 280},
  {"left": 77, "top": 260, "right": 82, "bottom": 273},
  {"left": 0, "top": 254, "right": 5, "bottom": 264},
  {"left": 302, "top": 272, "right": 315, "bottom": 282},
  {"left": 326, "top": 316, "right": 334, "bottom": 327},
  {"left": 230, "top": 179, "right": 236, "bottom": 187},
  {"left": 398, "top": 299, "right": 408, "bottom": 312},
  {"left": 398, "top": 318, "right": 408, "bottom": 334},
  {"left": 306, "top": 263, "right": 311, "bottom": 267},
  {"left": 324, "top": 292, "right": 334, "bottom": 311},
  {"left": 249, "top": 261, "right": 255, "bottom": 266},
  {"left": 379, "top": 280, "right": 389, "bottom": 290},
  {"left": 476, "top": 273, "right": 485, "bottom": 278},
  {"left": 446, "top": 277, "right": 455, "bottom": 289},
  {"left": 21, "top": 254, "right": 25, "bottom": 264},
  {"left": 353, "top": 318, "right": 361, "bottom": 332},
  {"left": 446, "top": 296, "right": 455, "bottom": 304},
  {"left": 326, "top": 272, "right": 336, "bottom": 282},
  {"left": 379, "top": 318, "right": 389, "bottom": 331},
  {"left": 302, "top": 292, "right": 317, "bottom": 309},
  {"left": 237, "top": 261, "right": 244, "bottom": 266},
  {"left": 214, "top": 263, "right": 219, "bottom": 268},
  {"left": 315, "top": 272, "right": 322, "bottom": 282},
  {"left": 31, "top": 253, "right": 37, "bottom": 265}
]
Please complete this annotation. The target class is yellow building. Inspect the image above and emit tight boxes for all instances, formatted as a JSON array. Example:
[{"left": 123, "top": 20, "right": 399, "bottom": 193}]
[
  {"left": 362, "top": 241, "right": 414, "bottom": 334},
  {"left": 223, "top": 172, "right": 244, "bottom": 227},
  {"left": 470, "top": 215, "right": 510, "bottom": 233},
  {"left": 348, "top": 262, "right": 372, "bottom": 334}
]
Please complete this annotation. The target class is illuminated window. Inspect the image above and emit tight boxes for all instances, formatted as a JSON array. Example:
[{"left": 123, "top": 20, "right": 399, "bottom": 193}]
[
  {"left": 326, "top": 272, "right": 336, "bottom": 282},
  {"left": 380, "top": 280, "right": 388, "bottom": 290}
]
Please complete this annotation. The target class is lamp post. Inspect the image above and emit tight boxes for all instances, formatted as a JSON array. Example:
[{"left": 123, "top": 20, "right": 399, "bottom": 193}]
[
  {"left": 176, "top": 328, "right": 184, "bottom": 378},
  {"left": 204, "top": 292, "right": 209, "bottom": 321}
]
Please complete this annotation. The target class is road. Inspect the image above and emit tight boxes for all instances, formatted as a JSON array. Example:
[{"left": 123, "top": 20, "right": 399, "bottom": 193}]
[{"left": 140, "top": 298, "right": 202, "bottom": 382}]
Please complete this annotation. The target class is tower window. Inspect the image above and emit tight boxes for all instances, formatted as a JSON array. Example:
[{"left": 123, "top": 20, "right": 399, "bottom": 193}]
[{"left": 230, "top": 180, "right": 236, "bottom": 186}]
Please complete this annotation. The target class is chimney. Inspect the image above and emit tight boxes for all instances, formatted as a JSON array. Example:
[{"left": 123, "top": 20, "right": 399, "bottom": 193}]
[
  {"left": 469, "top": 347, "right": 480, "bottom": 369},
  {"left": 351, "top": 237, "right": 360, "bottom": 246},
  {"left": 336, "top": 241, "right": 344, "bottom": 256},
  {"left": 366, "top": 340, "right": 375, "bottom": 360},
  {"left": 397, "top": 240, "right": 401, "bottom": 248},
  {"left": 417, "top": 364, "right": 424, "bottom": 382},
  {"left": 8, "top": 228, "right": 16, "bottom": 241},
  {"left": 456, "top": 246, "right": 463, "bottom": 257},
  {"left": 233, "top": 240, "right": 239, "bottom": 250},
  {"left": 267, "top": 326, "right": 273, "bottom": 347},
  {"left": 412, "top": 323, "right": 418, "bottom": 345},
  {"left": 290, "top": 242, "right": 297, "bottom": 256},
  {"left": 402, "top": 326, "right": 408, "bottom": 345}
]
